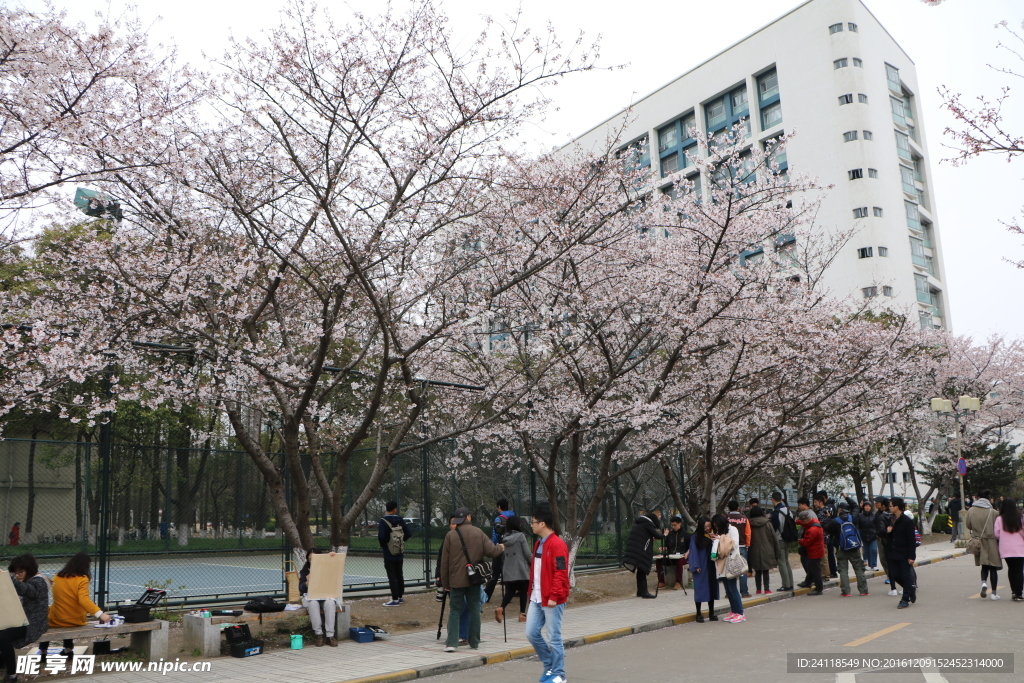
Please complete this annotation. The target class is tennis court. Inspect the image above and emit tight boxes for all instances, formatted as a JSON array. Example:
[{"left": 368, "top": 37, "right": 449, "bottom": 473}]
[{"left": 36, "top": 553, "right": 431, "bottom": 603}]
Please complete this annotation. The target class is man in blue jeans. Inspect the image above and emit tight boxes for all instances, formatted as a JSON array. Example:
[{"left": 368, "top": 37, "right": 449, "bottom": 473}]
[{"left": 526, "top": 505, "right": 570, "bottom": 683}]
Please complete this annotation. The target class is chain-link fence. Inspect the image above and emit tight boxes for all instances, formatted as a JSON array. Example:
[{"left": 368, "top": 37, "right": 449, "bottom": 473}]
[{"left": 1, "top": 430, "right": 780, "bottom": 607}]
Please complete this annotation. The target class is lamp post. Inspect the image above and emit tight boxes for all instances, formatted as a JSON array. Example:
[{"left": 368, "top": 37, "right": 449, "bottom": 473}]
[{"left": 931, "top": 395, "right": 980, "bottom": 541}]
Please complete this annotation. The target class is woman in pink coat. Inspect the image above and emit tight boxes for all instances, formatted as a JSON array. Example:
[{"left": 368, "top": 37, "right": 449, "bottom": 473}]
[{"left": 994, "top": 499, "right": 1024, "bottom": 601}]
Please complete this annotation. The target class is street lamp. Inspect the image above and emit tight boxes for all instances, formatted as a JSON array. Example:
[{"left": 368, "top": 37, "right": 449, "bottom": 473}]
[{"left": 931, "top": 395, "right": 980, "bottom": 542}]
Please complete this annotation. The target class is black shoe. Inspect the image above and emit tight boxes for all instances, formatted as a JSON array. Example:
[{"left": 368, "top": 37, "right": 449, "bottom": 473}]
[
  {"left": 708, "top": 614, "right": 719, "bottom": 621},
  {"left": 641, "top": 593, "right": 657, "bottom": 599},
  {"left": 910, "top": 593, "right": 916, "bottom": 604},
  {"left": 695, "top": 613, "right": 705, "bottom": 623},
  {"left": 897, "top": 601, "right": 909, "bottom": 609},
  {"left": 807, "top": 590, "right": 823, "bottom": 596},
  {"left": 796, "top": 581, "right": 811, "bottom": 588},
  {"left": 779, "top": 586, "right": 794, "bottom": 592}
]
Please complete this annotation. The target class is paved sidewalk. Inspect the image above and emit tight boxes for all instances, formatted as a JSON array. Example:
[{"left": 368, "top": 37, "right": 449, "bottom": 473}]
[{"left": 93, "top": 542, "right": 966, "bottom": 683}]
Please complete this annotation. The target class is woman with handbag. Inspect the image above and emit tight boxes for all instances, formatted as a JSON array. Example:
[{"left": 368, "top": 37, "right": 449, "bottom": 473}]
[
  {"left": 688, "top": 517, "right": 719, "bottom": 622},
  {"left": 713, "top": 513, "right": 746, "bottom": 623},
  {"left": 964, "top": 490, "right": 1003, "bottom": 600},
  {"left": 994, "top": 498, "right": 1024, "bottom": 601}
]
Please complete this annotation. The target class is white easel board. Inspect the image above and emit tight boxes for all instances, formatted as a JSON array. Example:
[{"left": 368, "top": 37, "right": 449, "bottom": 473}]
[{"left": 305, "top": 553, "right": 346, "bottom": 601}]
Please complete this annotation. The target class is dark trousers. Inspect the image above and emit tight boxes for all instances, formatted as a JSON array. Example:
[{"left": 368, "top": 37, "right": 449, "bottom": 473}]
[
  {"left": 1005, "top": 557, "right": 1024, "bottom": 598},
  {"left": 806, "top": 556, "right": 823, "bottom": 592},
  {"left": 485, "top": 552, "right": 504, "bottom": 601},
  {"left": 384, "top": 556, "right": 405, "bottom": 600},
  {"left": 827, "top": 541, "right": 837, "bottom": 576},
  {"left": 890, "top": 558, "right": 916, "bottom": 602},
  {"left": 800, "top": 553, "right": 814, "bottom": 584},
  {"left": 635, "top": 569, "right": 650, "bottom": 596},
  {"left": 656, "top": 557, "right": 687, "bottom": 585},
  {"left": 754, "top": 570, "right": 770, "bottom": 591},
  {"left": 0, "top": 626, "right": 27, "bottom": 677},
  {"left": 500, "top": 579, "right": 529, "bottom": 613},
  {"left": 981, "top": 565, "right": 1000, "bottom": 592}
]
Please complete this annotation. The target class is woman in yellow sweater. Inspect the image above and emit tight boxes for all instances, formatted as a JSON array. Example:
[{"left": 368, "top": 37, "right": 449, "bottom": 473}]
[{"left": 39, "top": 553, "right": 110, "bottom": 656}]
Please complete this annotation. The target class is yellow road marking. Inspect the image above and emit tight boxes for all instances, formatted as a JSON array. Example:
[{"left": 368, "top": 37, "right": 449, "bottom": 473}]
[
  {"left": 844, "top": 622, "right": 911, "bottom": 647},
  {"left": 968, "top": 593, "right": 981, "bottom": 599}
]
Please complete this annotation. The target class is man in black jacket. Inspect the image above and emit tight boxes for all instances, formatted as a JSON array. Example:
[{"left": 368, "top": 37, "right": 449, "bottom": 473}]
[
  {"left": 623, "top": 513, "right": 661, "bottom": 598},
  {"left": 656, "top": 516, "right": 688, "bottom": 590},
  {"left": 874, "top": 496, "right": 896, "bottom": 595},
  {"left": 887, "top": 497, "right": 917, "bottom": 609}
]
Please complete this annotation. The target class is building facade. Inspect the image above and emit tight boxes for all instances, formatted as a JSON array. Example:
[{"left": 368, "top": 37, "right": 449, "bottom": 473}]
[{"left": 560, "top": 0, "right": 950, "bottom": 329}]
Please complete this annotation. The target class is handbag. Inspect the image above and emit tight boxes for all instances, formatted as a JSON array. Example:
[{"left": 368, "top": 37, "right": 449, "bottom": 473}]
[
  {"left": 966, "top": 537, "right": 982, "bottom": 556},
  {"left": 723, "top": 546, "right": 748, "bottom": 579},
  {"left": 455, "top": 527, "right": 492, "bottom": 586}
]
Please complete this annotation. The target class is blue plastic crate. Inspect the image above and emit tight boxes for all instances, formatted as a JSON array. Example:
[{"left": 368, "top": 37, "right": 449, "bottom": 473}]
[{"left": 349, "top": 627, "right": 374, "bottom": 643}]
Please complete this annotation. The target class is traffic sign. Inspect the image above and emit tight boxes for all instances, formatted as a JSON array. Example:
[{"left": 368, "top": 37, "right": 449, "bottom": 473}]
[{"left": 957, "top": 457, "right": 967, "bottom": 476}]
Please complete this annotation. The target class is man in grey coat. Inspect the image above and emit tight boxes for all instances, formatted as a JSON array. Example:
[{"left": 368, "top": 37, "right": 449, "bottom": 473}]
[{"left": 439, "top": 508, "right": 504, "bottom": 651}]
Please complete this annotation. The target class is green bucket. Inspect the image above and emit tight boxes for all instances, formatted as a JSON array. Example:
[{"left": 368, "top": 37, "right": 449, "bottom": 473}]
[{"left": 290, "top": 634, "right": 303, "bottom": 650}]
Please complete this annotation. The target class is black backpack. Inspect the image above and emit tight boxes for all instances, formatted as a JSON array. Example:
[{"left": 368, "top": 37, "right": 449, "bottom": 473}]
[
  {"left": 244, "top": 596, "right": 285, "bottom": 613},
  {"left": 779, "top": 508, "right": 799, "bottom": 543}
]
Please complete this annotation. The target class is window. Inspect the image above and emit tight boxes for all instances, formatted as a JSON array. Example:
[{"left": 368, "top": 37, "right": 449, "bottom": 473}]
[
  {"left": 838, "top": 94, "right": 853, "bottom": 105},
  {"left": 834, "top": 58, "right": 848, "bottom": 69},
  {"left": 905, "top": 201, "right": 921, "bottom": 229},
  {"left": 848, "top": 22, "right": 858, "bottom": 32},
  {"left": 761, "top": 101, "right": 783, "bottom": 129},
  {"left": 619, "top": 136, "right": 650, "bottom": 169},
  {"left": 890, "top": 96, "right": 906, "bottom": 125},
  {"left": 883, "top": 285, "right": 894, "bottom": 296},
  {"left": 868, "top": 168, "right": 879, "bottom": 179},
  {"left": 758, "top": 69, "right": 779, "bottom": 102},
  {"left": 858, "top": 93, "right": 869, "bottom": 104},
  {"left": 902, "top": 472, "right": 911, "bottom": 483},
  {"left": 706, "top": 97, "right": 726, "bottom": 129},
  {"left": 843, "top": 131, "right": 858, "bottom": 142},
  {"left": 658, "top": 125, "right": 678, "bottom": 153},
  {"left": 878, "top": 246, "right": 889, "bottom": 257},
  {"left": 681, "top": 144, "right": 699, "bottom": 169},
  {"left": 857, "top": 247, "right": 873, "bottom": 258},
  {"left": 853, "top": 58, "right": 863, "bottom": 67},
  {"left": 689, "top": 173, "right": 702, "bottom": 197},
  {"left": 848, "top": 168, "right": 863, "bottom": 180},
  {"left": 873, "top": 207, "right": 883, "bottom": 217},
  {"left": 661, "top": 152, "right": 679, "bottom": 176},
  {"left": 853, "top": 207, "right": 868, "bottom": 219},
  {"left": 731, "top": 87, "right": 749, "bottom": 115},
  {"left": 862, "top": 286, "right": 878, "bottom": 298},
  {"left": 895, "top": 131, "right": 912, "bottom": 160},
  {"left": 829, "top": 23, "right": 844, "bottom": 34},
  {"left": 910, "top": 236, "right": 927, "bottom": 267},
  {"left": 900, "top": 165, "right": 916, "bottom": 194},
  {"left": 886, "top": 63, "right": 901, "bottom": 91},
  {"left": 680, "top": 113, "right": 696, "bottom": 140},
  {"left": 914, "top": 274, "right": 930, "bottom": 303},
  {"left": 862, "top": 130, "right": 873, "bottom": 140}
]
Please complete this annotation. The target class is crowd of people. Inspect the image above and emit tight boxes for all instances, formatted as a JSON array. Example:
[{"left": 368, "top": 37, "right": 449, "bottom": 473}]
[{"left": 0, "top": 552, "right": 114, "bottom": 683}]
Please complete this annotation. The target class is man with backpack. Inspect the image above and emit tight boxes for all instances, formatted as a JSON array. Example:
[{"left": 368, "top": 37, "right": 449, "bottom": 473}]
[
  {"left": 378, "top": 501, "right": 412, "bottom": 607},
  {"left": 485, "top": 499, "right": 516, "bottom": 603},
  {"left": 769, "top": 492, "right": 796, "bottom": 592},
  {"left": 825, "top": 502, "right": 869, "bottom": 596}
]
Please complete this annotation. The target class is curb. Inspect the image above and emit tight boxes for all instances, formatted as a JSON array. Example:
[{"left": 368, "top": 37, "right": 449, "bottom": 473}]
[{"left": 338, "top": 549, "right": 966, "bottom": 682}]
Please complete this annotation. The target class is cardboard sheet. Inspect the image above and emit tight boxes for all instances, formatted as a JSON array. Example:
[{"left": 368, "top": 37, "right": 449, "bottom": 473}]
[
  {"left": 304, "top": 553, "right": 346, "bottom": 601},
  {"left": 0, "top": 575, "right": 29, "bottom": 630}
]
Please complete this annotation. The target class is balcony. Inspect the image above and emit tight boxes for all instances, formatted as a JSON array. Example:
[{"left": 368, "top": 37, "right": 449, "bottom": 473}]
[{"left": 916, "top": 290, "right": 931, "bottom": 304}]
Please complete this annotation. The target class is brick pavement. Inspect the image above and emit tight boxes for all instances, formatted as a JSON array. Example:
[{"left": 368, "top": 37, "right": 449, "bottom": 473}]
[{"left": 91, "top": 542, "right": 966, "bottom": 682}]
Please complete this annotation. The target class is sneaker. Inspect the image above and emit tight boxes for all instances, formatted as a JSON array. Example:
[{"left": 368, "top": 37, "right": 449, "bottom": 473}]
[
  {"left": 884, "top": 579, "right": 891, "bottom": 584},
  {"left": 990, "top": 593, "right": 1001, "bottom": 600},
  {"left": 840, "top": 593, "right": 851, "bottom": 597},
  {"left": 897, "top": 600, "right": 909, "bottom": 609},
  {"left": 1012, "top": 595, "right": 1023, "bottom": 602},
  {"left": 764, "top": 589, "right": 773, "bottom": 595},
  {"left": 778, "top": 586, "right": 793, "bottom": 592},
  {"left": 898, "top": 590, "right": 903, "bottom": 595},
  {"left": 550, "top": 676, "right": 567, "bottom": 683},
  {"left": 755, "top": 590, "right": 762, "bottom": 595},
  {"left": 444, "top": 646, "right": 456, "bottom": 653},
  {"left": 724, "top": 612, "right": 737, "bottom": 621},
  {"left": 540, "top": 671, "right": 554, "bottom": 683},
  {"left": 730, "top": 614, "right": 746, "bottom": 622},
  {"left": 383, "top": 599, "right": 401, "bottom": 607},
  {"left": 860, "top": 592, "right": 870, "bottom": 596},
  {"left": 887, "top": 589, "right": 898, "bottom": 596},
  {"left": 398, "top": 598, "right": 404, "bottom": 604},
  {"left": 459, "top": 639, "right": 469, "bottom": 645},
  {"left": 981, "top": 583, "right": 988, "bottom": 598}
]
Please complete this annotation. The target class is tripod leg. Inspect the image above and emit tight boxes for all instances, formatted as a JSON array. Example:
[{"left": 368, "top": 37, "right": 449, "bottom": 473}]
[{"left": 436, "top": 592, "right": 447, "bottom": 640}]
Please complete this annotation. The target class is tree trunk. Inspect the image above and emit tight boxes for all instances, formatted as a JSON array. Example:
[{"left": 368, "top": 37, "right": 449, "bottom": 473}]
[{"left": 25, "top": 428, "right": 40, "bottom": 536}]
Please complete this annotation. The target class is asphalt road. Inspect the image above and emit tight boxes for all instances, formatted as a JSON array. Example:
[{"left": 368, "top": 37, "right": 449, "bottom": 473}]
[{"left": 437, "top": 553, "right": 1022, "bottom": 683}]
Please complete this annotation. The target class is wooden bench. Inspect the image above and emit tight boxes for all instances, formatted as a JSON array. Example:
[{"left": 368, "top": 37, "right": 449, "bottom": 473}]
[
  {"left": 45, "top": 620, "right": 169, "bottom": 661},
  {"left": 184, "top": 605, "right": 350, "bottom": 657}
]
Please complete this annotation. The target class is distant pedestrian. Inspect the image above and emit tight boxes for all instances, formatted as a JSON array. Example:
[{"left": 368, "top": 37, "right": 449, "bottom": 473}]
[
  {"left": 622, "top": 512, "right": 660, "bottom": 599},
  {"left": 965, "top": 490, "right": 1003, "bottom": 600},
  {"left": 813, "top": 492, "right": 835, "bottom": 579},
  {"left": 8, "top": 523, "right": 18, "bottom": 547},
  {"left": 747, "top": 506, "right": 779, "bottom": 594},
  {"left": 439, "top": 507, "right": 504, "bottom": 651},
  {"left": 887, "top": 498, "right": 917, "bottom": 609},
  {"left": 485, "top": 499, "right": 516, "bottom": 603},
  {"left": 948, "top": 494, "right": 963, "bottom": 543},
  {"left": 726, "top": 500, "right": 752, "bottom": 598},
  {"left": 299, "top": 548, "right": 339, "bottom": 646},
  {"left": 855, "top": 501, "right": 879, "bottom": 571},
  {"left": 378, "top": 501, "right": 412, "bottom": 607},
  {"left": 994, "top": 498, "right": 1024, "bottom": 601},
  {"left": 826, "top": 502, "right": 869, "bottom": 596},
  {"left": 769, "top": 492, "right": 795, "bottom": 591},
  {"left": 689, "top": 517, "right": 719, "bottom": 622},
  {"left": 795, "top": 497, "right": 816, "bottom": 589},
  {"left": 713, "top": 513, "right": 745, "bottom": 622},
  {"left": 525, "top": 505, "right": 570, "bottom": 683},
  {"left": 874, "top": 497, "right": 896, "bottom": 594},
  {"left": 797, "top": 510, "right": 825, "bottom": 595},
  {"left": 656, "top": 516, "right": 688, "bottom": 590},
  {"left": 494, "top": 515, "right": 530, "bottom": 623}
]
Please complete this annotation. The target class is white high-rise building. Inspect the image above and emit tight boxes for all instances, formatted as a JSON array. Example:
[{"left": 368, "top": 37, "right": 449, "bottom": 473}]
[{"left": 560, "top": 0, "right": 950, "bottom": 329}]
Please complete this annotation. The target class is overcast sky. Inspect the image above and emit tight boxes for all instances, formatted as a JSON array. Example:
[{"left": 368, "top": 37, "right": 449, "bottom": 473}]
[{"left": 24, "top": 0, "right": 1023, "bottom": 340}]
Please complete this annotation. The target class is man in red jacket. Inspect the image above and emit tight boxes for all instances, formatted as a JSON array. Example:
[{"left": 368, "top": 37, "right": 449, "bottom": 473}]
[
  {"left": 797, "top": 510, "right": 825, "bottom": 596},
  {"left": 527, "top": 504, "right": 570, "bottom": 683}
]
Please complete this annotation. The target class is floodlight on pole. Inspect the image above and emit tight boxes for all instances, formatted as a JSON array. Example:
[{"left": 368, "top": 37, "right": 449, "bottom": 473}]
[{"left": 932, "top": 394, "right": 979, "bottom": 544}]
